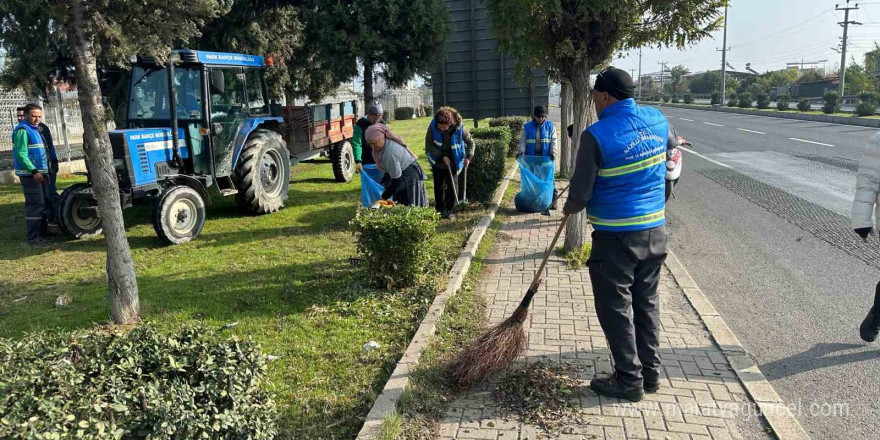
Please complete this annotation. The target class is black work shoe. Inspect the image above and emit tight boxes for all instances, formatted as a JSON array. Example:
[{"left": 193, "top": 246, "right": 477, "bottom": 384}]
[
  {"left": 590, "top": 373, "right": 644, "bottom": 402},
  {"left": 644, "top": 379, "right": 661, "bottom": 393},
  {"left": 860, "top": 306, "right": 880, "bottom": 342}
]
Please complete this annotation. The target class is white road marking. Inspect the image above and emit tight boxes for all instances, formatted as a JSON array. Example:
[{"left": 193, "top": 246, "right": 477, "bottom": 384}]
[
  {"left": 679, "top": 118, "right": 694, "bottom": 121},
  {"left": 678, "top": 145, "right": 731, "bottom": 169},
  {"left": 703, "top": 122, "right": 724, "bottom": 127},
  {"left": 789, "top": 137, "right": 834, "bottom": 147},
  {"left": 737, "top": 128, "right": 766, "bottom": 134}
]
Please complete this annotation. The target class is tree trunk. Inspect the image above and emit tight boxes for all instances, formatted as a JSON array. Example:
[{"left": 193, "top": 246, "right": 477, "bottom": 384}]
[
  {"left": 67, "top": 0, "right": 140, "bottom": 324},
  {"left": 563, "top": 68, "right": 596, "bottom": 252},
  {"left": 363, "top": 59, "right": 375, "bottom": 108},
  {"left": 559, "top": 81, "right": 573, "bottom": 177}
]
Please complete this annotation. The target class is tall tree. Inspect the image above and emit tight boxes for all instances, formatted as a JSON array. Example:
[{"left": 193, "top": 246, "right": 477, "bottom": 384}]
[
  {"left": 845, "top": 62, "right": 875, "bottom": 95},
  {"left": 0, "top": 0, "right": 226, "bottom": 324},
  {"left": 667, "top": 65, "right": 689, "bottom": 95},
  {"left": 485, "top": 0, "right": 725, "bottom": 251}
]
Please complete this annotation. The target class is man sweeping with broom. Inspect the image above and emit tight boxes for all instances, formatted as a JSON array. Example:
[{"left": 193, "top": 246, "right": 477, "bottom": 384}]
[{"left": 561, "top": 67, "right": 676, "bottom": 402}]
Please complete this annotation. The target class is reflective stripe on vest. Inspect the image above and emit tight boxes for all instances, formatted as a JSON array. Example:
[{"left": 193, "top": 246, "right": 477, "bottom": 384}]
[
  {"left": 588, "top": 209, "right": 665, "bottom": 228},
  {"left": 597, "top": 152, "right": 665, "bottom": 178},
  {"left": 523, "top": 121, "right": 553, "bottom": 156}
]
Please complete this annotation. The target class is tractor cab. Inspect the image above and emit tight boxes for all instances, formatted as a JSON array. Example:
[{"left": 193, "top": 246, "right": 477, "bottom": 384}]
[{"left": 59, "top": 50, "right": 291, "bottom": 245}]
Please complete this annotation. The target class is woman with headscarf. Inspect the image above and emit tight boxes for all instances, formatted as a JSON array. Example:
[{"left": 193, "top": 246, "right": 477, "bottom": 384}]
[
  {"left": 425, "top": 107, "right": 475, "bottom": 219},
  {"left": 366, "top": 124, "right": 429, "bottom": 207}
]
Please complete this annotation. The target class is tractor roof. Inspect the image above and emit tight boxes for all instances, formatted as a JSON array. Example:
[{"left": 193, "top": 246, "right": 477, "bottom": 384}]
[{"left": 136, "top": 49, "right": 265, "bottom": 68}]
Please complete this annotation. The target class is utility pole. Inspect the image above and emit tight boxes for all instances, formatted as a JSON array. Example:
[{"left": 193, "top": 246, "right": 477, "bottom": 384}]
[
  {"left": 638, "top": 47, "right": 643, "bottom": 100},
  {"left": 658, "top": 61, "right": 667, "bottom": 95},
  {"left": 719, "top": 4, "right": 729, "bottom": 104},
  {"left": 837, "top": 0, "right": 861, "bottom": 95}
]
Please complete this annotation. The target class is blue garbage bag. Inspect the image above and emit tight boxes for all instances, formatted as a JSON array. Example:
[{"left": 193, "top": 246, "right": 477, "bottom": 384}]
[
  {"left": 361, "top": 164, "right": 386, "bottom": 207},
  {"left": 515, "top": 155, "right": 555, "bottom": 213}
]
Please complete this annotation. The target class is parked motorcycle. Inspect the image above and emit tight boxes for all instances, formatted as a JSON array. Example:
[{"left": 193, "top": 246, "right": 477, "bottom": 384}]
[{"left": 666, "top": 136, "right": 686, "bottom": 202}]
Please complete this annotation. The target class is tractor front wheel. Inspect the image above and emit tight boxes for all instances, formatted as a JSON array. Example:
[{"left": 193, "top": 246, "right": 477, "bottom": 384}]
[
  {"left": 330, "top": 140, "right": 355, "bottom": 183},
  {"left": 234, "top": 129, "right": 290, "bottom": 214},
  {"left": 58, "top": 183, "right": 103, "bottom": 239},
  {"left": 152, "top": 185, "right": 206, "bottom": 245}
]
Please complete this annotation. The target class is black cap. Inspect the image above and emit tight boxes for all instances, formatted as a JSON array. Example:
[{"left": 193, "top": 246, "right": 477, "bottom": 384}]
[
  {"left": 594, "top": 67, "right": 635, "bottom": 101},
  {"left": 533, "top": 105, "right": 547, "bottom": 118}
]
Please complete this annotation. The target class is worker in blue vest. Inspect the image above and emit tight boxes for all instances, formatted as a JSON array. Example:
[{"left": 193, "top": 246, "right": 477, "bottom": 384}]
[
  {"left": 518, "top": 105, "right": 558, "bottom": 209},
  {"left": 563, "top": 68, "right": 678, "bottom": 402},
  {"left": 425, "top": 107, "right": 475, "bottom": 219},
  {"left": 17, "top": 106, "right": 61, "bottom": 226},
  {"left": 13, "top": 103, "right": 53, "bottom": 245}
]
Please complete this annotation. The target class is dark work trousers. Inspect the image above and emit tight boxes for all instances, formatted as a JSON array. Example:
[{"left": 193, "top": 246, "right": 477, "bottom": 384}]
[
  {"left": 20, "top": 175, "right": 51, "bottom": 243},
  {"left": 431, "top": 165, "right": 458, "bottom": 215},
  {"left": 587, "top": 226, "right": 668, "bottom": 388},
  {"left": 47, "top": 162, "right": 61, "bottom": 224}
]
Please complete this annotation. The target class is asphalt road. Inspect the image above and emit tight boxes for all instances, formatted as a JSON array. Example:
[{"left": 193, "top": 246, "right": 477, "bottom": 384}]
[{"left": 653, "top": 105, "right": 880, "bottom": 439}]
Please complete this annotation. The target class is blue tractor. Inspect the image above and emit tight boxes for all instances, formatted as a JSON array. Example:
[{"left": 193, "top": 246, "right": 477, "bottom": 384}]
[{"left": 59, "top": 50, "right": 291, "bottom": 244}]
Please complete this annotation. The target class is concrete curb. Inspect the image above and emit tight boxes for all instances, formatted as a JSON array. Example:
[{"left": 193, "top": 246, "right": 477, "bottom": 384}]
[
  {"left": 651, "top": 102, "right": 880, "bottom": 128},
  {"left": 355, "top": 163, "right": 519, "bottom": 440},
  {"left": 664, "top": 251, "right": 811, "bottom": 440}
]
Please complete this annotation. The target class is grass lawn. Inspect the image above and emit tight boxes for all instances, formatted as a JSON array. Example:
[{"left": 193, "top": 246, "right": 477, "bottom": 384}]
[{"left": 0, "top": 116, "right": 499, "bottom": 439}]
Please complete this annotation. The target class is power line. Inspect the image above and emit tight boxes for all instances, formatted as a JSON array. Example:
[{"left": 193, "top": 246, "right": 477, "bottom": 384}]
[
  {"left": 729, "top": 8, "right": 835, "bottom": 49},
  {"left": 837, "top": 0, "right": 862, "bottom": 94}
]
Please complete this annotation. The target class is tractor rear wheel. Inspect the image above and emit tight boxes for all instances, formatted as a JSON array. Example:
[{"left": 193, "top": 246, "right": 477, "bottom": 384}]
[
  {"left": 330, "top": 140, "right": 355, "bottom": 183},
  {"left": 152, "top": 185, "right": 206, "bottom": 245},
  {"left": 234, "top": 129, "right": 290, "bottom": 214},
  {"left": 58, "top": 183, "right": 103, "bottom": 239}
]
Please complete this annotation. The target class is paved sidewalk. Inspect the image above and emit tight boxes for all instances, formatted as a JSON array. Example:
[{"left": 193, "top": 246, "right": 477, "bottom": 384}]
[{"left": 440, "top": 199, "right": 775, "bottom": 439}]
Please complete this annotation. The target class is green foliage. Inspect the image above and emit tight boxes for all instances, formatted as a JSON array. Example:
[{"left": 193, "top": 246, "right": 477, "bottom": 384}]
[
  {"left": 822, "top": 90, "right": 841, "bottom": 114},
  {"left": 662, "top": 95, "right": 671, "bottom": 103},
  {"left": 0, "top": 325, "right": 277, "bottom": 440},
  {"left": 351, "top": 207, "right": 439, "bottom": 289},
  {"left": 684, "top": 93, "right": 694, "bottom": 104},
  {"left": 738, "top": 93, "right": 753, "bottom": 108},
  {"left": 797, "top": 69, "right": 826, "bottom": 83},
  {"left": 856, "top": 92, "right": 878, "bottom": 116},
  {"left": 668, "top": 65, "right": 690, "bottom": 94},
  {"left": 383, "top": 110, "right": 391, "bottom": 123},
  {"left": 845, "top": 63, "right": 875, "bottom": 96},
  {"left": 489, "top": 116, "right": 529, "bottom": 156},
  {"left": 688, "top": 71, "right": 738, "bottom": 95},
  {"left": 755, "top": 92, "right": 770, "bottom": 109},
  {"left": 559, "top": 243, "right": 592, "bottom": 270},
  {"left": 468, "top": 127, "right": 510, "bottom": 203},
  {"left": 395, "top": 107, "right": 416, "bottom": 120},
  {"left": 727, "top": 93, "right": 738, "bottom": 107},
  {"left": 423, "top": 104, "right": 434, "bottom": 115},
  {"left": 797, "top": 98, "right": 812, "bottom": 112},
  {"left": 710, "top": 91, "right": 721, "bottom": 105},
  {"left": 671, "top": 95, "right": 680, "bottom": 103},
  {"left": 757, "top": 68, "right": 798, "bottom": 90},
  {"left": 777, "top": 94, "right": 791, "bottom": 111}
]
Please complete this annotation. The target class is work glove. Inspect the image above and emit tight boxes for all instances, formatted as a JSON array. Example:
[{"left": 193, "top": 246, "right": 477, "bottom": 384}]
[{"left": 856, "top": 227, "right": 872, "bottom": 242}]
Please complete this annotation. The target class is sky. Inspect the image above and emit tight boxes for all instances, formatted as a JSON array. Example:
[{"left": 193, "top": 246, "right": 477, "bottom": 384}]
[{"left": 612, "top": 0, "right": 880, "bottom": 78}]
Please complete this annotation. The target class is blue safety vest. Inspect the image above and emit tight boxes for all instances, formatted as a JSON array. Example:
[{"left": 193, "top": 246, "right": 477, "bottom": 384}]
[
  {"left": 427, "top": 120, "right": 466, "bottom": 170},
  {"left": 12, "top": 122, "right": 48, "bottom": 176},
  {"left": 586, "top": 99, "right": 668, "bottom": 232},
  {"left": 523, "top": 120, "right": 554, "bottom": 156}
]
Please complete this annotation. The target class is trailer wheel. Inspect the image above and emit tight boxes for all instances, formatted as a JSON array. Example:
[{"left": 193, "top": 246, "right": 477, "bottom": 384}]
[
  {"left": 58, "top": 183, "right": 103, "bottom": 239},
  {"left": 331, "top": 140, "right": 355, "bottom": 183},
  {"left": 153, "top": 185, "right": 206, "bottom": 245},
  {"left": 234, "top": 129, "right": 290, "bottom": 214}
]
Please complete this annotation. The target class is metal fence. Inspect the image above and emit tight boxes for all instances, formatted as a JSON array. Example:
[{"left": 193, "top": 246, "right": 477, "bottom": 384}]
[{"left": 0, "top": 88, "right": 86, "bottom": 171}]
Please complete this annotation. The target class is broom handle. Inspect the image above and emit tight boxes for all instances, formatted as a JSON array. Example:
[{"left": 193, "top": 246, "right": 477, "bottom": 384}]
[{"left": 528, "top": 213, "right": 570, "bottom": 292}]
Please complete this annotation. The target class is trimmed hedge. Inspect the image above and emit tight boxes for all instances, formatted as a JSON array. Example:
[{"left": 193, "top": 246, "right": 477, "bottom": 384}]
[
  {"left": 855, "top": 100, "right": 877, "bottom": 116},
  {"left": 0, "top": 325, "right": 278, "bottom": 440},
  {"left": 488, "top": 116, "right": 528, "bottom": 156},
  {"left": 683, "top": 93, "right": 694, "bottom": 104},
  {"left": 710, "top": 92, "right": 721, "bottom": 105},
  {"left": 777, "top": 94, "right": 791, "bottom": 111},
  {"left": 351, "top": 206, "right": 439, "bottom": 289},
  {"left": 738, "top": 93, "right": 753, "bottom": 108},
  {"left": 423, "top": 104, "right": 433, "bottom": 116},
  {"left": 671, "top": 95, "right": 680, "bottom": 103},
  {"left": 727, "top": 93, "right": 738, "bottom": 107},
  {"left": 394, "top": 106, "right": 415, "bottom": 120},
  {"left": 797, "top": 98, "right": 812, "bottom": 112},
  {"left": 468, "top": 126, "right": 510, "bottom": 203},
  {"left": 822, "top": 90, "right": 841, "bottom": 114},
  {"left": 662, "top": 95, "right": 670, "bottom": 103}
]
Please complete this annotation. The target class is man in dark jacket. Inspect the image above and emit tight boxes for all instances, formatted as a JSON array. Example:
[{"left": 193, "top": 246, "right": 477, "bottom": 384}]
[
  {"left": 352, "top": 101, "right": 386, "bottom": 171},
  {"left": 17, "top": 106, "right": 61, "bottom": 226}
]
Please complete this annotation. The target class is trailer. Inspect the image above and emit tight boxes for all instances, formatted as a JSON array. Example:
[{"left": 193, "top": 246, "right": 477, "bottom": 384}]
[{"left": 281, "top": 100, "right": 357, "bottom": 182}]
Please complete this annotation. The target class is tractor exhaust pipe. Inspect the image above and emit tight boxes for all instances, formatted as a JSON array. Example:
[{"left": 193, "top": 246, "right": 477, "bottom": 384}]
[{"left": 166, "top": 58, "right": 185, "bottom": 170}]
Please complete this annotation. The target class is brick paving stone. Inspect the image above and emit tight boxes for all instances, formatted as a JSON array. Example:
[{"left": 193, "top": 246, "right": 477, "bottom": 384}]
[{"left": 438, "top": 195, "right": 772, "bottom": 439}]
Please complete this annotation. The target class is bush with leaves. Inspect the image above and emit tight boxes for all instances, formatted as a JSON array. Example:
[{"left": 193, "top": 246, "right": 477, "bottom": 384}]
[
  {"left": 777, "top": 94, "right": 791, "bottom": 111},
  {"left": 351, "top": 206, "right": 439, "bottom": 289},
  {"left": 423, "top": 104, "right": 433, "bottom": 116},
  {"left": 727, "top": 93, "right": 738, "bottom": 107},
  {"left": 711, "top": 92, "right": 721, "bottom": 105},
  {"left": 662, "top": 95, "right": 670, "bottom": 103},
  {"left": 382, "top": 110, "right": 391, "bottom": 122},
  {"left": 394, "top": 107, "right": 415, "bottom": 120},
  {"left": 0, "top": 325, "right": 278, "bottom": 440},
  {"left": 822, "top": 90, "right": 841, "bottom": 114},
  {"left": 671, "top": 95, "right": 679, "bottom": 103},
  {"left": 684, "top": 93, "right": 694, "bottom": 104},
  {"left": 755, "top": 92, "right": 770, "bottom": 109},
  {"left": 489, "top": 116, "right": 529, "bottom": 156},
  {"left": 797, "top": 98, "right": 812, "bottom": 112},
  {"left": 738, "top": 93, "right": 753, "bottom": 108},
  {"left": 468, "top": 126, "right": 510, "bottom": 203}
]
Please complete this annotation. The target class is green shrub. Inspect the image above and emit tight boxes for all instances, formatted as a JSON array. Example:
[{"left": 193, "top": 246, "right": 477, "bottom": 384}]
[
  {"left": 0, "top": 325, "right": 278, "bottom": 440},
  {"left": 859, "top": 92, "right": 879, "bottom": 105},
  {"left": 797, "top": 98, "right": 812, "bottom": 112},
  {"left": 488, "top": 116, "right": 528, "bottom": 157},
  {"left": 394, "top": 106, "right": 415, "bottom": 120},
  {"left": 856, "top": 100, "right": 877, "bottom": 116},
  {"left": 756, "top": 92, "right": 770, "bottom": 109},
  {"left": 738, "top": 93, "right": 753, "bottom": 108},
  {"left": 710, "top": 92, "right": 721, "bottom": 105},
  {"left": 382, "top": 110, "right": 391, "bottom": 122},
  {"left": 468, "top": 126, "right": 509, "bottom": 203},
  {"left": 822, "top": 90, "right": 841, "bottom": 114},
  {"left": 652, "top": 94, "right": 661, "bottom": 102},
  {"left": 423, "top": 104, "right": 433, "bottom": 116},
  {"left": 351, "top": 206, "right": 439, "bottom": 289},
  {"left": 684, "top": 93, "right": 694, "bottom": 104},
  {"left": 662, "top": 95, "right": 670, "bottom": 103},
  {"left": 777, "top": 94, "right": 791, "bottom": 111},
  {"left": 727, "top": 93, "right": 738, "bottom": 107},
  {"left": 671, "top": 95, "right": 680, "bottom": 103}
]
